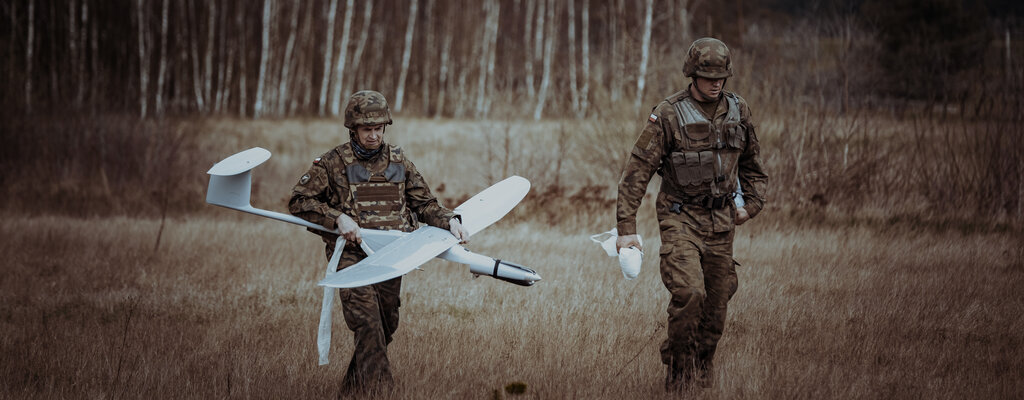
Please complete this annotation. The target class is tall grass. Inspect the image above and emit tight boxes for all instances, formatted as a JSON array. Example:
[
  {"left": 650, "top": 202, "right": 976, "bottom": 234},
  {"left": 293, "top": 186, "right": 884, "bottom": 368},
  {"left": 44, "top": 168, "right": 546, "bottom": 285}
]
[{"left": 1, "top": 203, "right": 1021, "bottom": 399}]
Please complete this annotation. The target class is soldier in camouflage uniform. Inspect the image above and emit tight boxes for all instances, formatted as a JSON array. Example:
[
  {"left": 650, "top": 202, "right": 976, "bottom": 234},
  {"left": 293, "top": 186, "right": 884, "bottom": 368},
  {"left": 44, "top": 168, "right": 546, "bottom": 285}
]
[
  {"left": 288, "top": 90, "right": 468, "bottom": 394},
  {"left": 615, "top": 38, "right": 768, "bottom": 391}
]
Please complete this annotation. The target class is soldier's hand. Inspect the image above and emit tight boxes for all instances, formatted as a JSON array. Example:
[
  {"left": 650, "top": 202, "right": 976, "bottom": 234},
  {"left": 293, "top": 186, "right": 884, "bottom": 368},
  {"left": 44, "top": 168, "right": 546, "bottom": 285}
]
[
  {"left": 616, "top": 234, "right": 642, "bottom": 253},
  {"left": 336, "top": 214, "right": 362, "bottom": 243},
  {"left": 449, "top": 217, "right": 470, "bottom": 244},
  {"left": 735, "top": 206, "right": 750, "bottom": 226}
]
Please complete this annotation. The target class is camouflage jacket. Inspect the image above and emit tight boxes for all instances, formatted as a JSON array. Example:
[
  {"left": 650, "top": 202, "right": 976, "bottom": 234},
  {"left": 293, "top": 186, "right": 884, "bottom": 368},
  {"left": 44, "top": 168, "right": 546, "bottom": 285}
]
[
  {"left": 617, "top": 87, "right": 768, "bottom": 235},
  {"left": 288, "top": 142, "right": 456, "bottom": 244}
]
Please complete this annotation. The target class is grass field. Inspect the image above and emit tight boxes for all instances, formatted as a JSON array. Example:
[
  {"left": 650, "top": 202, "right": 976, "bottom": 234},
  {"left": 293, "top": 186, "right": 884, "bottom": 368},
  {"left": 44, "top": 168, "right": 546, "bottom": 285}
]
[{"left": 2, "top": 117, "right": 1022, "bottom": 399}]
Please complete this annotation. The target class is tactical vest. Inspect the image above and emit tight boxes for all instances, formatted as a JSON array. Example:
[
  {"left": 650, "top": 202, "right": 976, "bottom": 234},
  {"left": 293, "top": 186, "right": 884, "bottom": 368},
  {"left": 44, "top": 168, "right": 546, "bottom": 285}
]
[
  {"left": 340, "top": 144, "right": 410, "bottom": 231},
  {"left": 666, "top": 93, "right": 747, "bottom": 195}
]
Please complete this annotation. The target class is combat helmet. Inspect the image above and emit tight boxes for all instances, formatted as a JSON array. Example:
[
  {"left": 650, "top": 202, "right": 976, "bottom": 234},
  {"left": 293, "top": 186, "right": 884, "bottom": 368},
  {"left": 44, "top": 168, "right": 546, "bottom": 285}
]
[
  {"left": 344, "top": 90, "right": 393, "bottom": 129},
  {"left": 682, "top": 38, "right": 733, "bottom": 79}
]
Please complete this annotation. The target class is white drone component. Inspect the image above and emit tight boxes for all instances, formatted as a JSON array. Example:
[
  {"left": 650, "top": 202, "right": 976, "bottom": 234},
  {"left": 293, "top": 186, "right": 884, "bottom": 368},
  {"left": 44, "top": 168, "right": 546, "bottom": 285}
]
[
  {"left": 206, "top": 147, "right": 541, "bottom": 365},
  {"left": 590, "top": 228, "right": 643, "bottom": 280}
]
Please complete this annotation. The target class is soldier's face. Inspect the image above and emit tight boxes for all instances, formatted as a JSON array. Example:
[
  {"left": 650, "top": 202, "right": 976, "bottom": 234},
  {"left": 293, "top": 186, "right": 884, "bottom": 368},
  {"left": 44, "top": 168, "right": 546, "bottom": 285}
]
[
  {"left": 693, "top": 77, "right": 725, "bottom": 101},
  {"left": 355, "top": 124, "right": 386, "bottom": 150}
]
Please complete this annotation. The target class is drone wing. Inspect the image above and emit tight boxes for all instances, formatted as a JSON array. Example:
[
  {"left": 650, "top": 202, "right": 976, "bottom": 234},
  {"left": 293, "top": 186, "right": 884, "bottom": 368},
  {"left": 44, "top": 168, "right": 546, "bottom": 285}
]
[
  {"left": 454, "top": 176, "right": 531, "bottom": 236},
  {"left": 318, "top": 226, "right": 460, "bottom": 288}
]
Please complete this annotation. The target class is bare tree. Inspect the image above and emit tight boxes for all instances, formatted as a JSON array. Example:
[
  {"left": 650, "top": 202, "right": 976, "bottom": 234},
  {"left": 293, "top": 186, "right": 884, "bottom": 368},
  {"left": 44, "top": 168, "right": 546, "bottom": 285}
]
[
  {"left": 580, "top": 0, "right": 590, "bottom": 117},
  {"left": 237, "top": 5, "right": 247, "bottom": 117},
  {"left": 476, "top": 0, "right": 500, "bottom": 117},
  {"left": 521, "top": 0, "right": 535, "bottom": 102},
  {"left": 567, "top": 0, "right": 579, "bottom": 117},
  {"left": 483, "top": 0, "right": 500, "bottom": 117},
  {"left": 278, "top": 1, "right": 300, "bottom": 116},
  {"left": 187, "top": 0, "right": 207, "bottom": 113},
  {"left": 290, "top": 1, "right": 316, "bottom": 114},
  {"left": 318, "top": 0, "right": 338, "bottom": 116},
  {"left": 420, "top": 0, "right": 435, "bottom": 114},
  {"left": 253, "top": 0, "right": 272, "bottom": 118},
  {"left": 435, "top": 18, "right": 453, "bottom": 118},
  {"left": 530, "top": 0, "right": 546, "bottom": 101},
  {"left": 329, "top": 0, "right": 354, "bottom": 116},
  {"left": 610, "top": 0, "right": 623, "bottom": 103},
  {"left": 204, "top": 1, "right": 216, "bottom": 111},
  {"left": 533, "top": 0, "right": 556, "bottom": 120},
  {"left": 155, "top": 0, "right": 168, "bottom": 117},
  {"left": 134, "top": 0, "right": 147, "bottom": 118},
  {"left": 394, "top": 0, "right": 419, "bottom": 112},
  {"left": 25, "top": 0, "right": 34, "bottom": 114},
  {"left": 88, "top": 0, "right": 98, "bottom": 110},
  {"left": 344, "top": 0, "right": 373, "bottom": 97},
  {"left": 635, "top": 0, "right": 653, "bottom": 113}
]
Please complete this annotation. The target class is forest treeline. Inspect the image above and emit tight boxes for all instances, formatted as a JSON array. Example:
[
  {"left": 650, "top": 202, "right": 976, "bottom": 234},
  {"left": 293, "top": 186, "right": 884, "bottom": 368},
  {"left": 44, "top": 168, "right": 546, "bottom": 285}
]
[{"left": 2, "top": 0, "right": 1021, "bottom": 120}]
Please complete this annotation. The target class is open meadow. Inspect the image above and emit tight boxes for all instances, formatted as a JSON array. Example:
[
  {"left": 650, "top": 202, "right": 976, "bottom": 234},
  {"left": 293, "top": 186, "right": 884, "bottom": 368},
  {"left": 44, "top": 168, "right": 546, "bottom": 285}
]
[{"left": 2, "top": 118, "right": 1022, "bottom": 399}]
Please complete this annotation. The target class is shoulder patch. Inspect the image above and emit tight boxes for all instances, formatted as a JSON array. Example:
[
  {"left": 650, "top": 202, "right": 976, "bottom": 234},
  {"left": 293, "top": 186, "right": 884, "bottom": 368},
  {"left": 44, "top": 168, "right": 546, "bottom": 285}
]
[
  {"left": 649, "top": 114, "right": 658, "bottom": 123},
  {"left": 389, "top": 146, "right": 405, "bottom": 163},
  {"left": 313, "top": 157, "right": 321, "bottom": 164}
]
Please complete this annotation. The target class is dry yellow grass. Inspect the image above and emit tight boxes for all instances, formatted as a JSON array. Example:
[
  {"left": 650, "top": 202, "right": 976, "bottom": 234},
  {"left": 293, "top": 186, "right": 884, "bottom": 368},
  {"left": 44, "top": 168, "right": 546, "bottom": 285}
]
[{"left": 2, "top": 204, "right": 1021, "bottom": 399}]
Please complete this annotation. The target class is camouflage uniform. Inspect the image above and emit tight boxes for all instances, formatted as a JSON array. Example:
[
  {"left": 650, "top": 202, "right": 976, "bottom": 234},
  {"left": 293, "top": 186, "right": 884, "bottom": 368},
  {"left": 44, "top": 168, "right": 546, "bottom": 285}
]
[
  {"left": 616, "top": 38, "right": 768, "bottom": 390},
  {"left": 289, "top": 91, "right": 456, "bottom": 393}
]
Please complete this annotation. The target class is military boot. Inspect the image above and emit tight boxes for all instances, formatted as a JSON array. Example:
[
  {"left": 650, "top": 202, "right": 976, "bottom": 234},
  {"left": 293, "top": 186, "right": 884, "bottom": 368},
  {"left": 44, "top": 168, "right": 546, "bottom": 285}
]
[
  {"left": 694, "top": 358, "right": 714, "bottom": 388},
  {"left": 665, "top": 358, "right": 696, "bottom": 392}
]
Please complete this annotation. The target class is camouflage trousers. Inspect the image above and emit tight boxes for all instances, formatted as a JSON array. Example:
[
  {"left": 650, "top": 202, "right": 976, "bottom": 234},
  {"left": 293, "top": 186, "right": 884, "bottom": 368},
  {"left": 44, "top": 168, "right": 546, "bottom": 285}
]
[
  {"left": 657, "top": 223, "right": 738, "bottom": 388},
  {"left": 326, "top": 243, "right": 402, "bottom": 394}
]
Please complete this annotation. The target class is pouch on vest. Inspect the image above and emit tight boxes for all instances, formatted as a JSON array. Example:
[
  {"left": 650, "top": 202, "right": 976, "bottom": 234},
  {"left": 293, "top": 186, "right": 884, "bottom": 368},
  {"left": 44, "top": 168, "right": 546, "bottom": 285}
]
[
  {"left": 670, "top": 151, "right": 715, "bottom": 187},
  {"left": 684, "top": 122, "right": 712, "bottom": 142},
  {"left": 725, "top": 124, "right": 747, "bottom": 150}
]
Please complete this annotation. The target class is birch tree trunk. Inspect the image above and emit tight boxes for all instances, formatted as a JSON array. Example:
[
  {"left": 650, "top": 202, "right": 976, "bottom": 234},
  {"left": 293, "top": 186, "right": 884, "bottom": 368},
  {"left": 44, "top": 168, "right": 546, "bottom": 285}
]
[
  {"left": 329, "top": 0, "right": 354, "bottom": 116},
  {"left": 678, "top": 0, "right": 691, "bottom": 51},
  {"left": 394, "top": 0, "right": 419, "bottom": 112},
  {"left": 435, "top": 22, "right": 452, "bottom": 118},
  {"left": 345, "top": 0, "right": 373, "bottom": 97},
  {"left": 610, "top": 0, "right": 622, "bottom": 103},
  {"left": 635, "top": 0, "right": 654, "bottom": 113},
  {"left": 88, "top": 0, "right": 98, "bottom": 110},
  {"left": 567, "top": 0, "right": 579, "bottom": 117},
  {"left": 134, "top": 0, "right": 147, "bottom": 118},
  {"left": 318, "top": 0, "right": 338, "bottom": 116},
  {"left": 253, "top": 0, "right": 272, "bottom": 118},
  {"left": 155, "top": 0, "right": 169, "bottom": 117},
  {"left": 482, "top": 0, "right": 500, "bottom": 117},
  {"left": 204, "top": 1, "right": 216, "bottom": 109},
  {"left": 420, "top": 0, "right": 435, "bottom": 114},
  {"left": 187, "top": 0, "right": 206, "bottom": 113},
  {"left": 521, "top": 0, "right": 535, "bottom": 101},
  {"left": 296, "top": 1, "right": 317, "bottom": 113},
  {"left": 533, "top": 0, "right": 555, "bottom": 120},
  {"left": 278, "top": 1, "right": 300, "bottom": 116},
  {"left": 581, "top": 0, "right": 590, "bottom": 117},
  {"left": 237, "top": 7, "right": 246, "bottom": 117},
  {"left": 476, "top": 0, "right": 499, "bottom": 117},
  {"left": 530, "top": 0, "right": 546, "bottom": 100}
]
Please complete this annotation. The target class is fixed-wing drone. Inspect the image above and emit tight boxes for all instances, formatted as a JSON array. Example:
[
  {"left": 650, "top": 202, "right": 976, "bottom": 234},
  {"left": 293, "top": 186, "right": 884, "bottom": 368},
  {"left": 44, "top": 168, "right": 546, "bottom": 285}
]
[
  {"left": 206, "top": 147, "right": 540, "bottom": 364},
  {"left": 205, "top": 147, "right": 541, "bottom": 288}
]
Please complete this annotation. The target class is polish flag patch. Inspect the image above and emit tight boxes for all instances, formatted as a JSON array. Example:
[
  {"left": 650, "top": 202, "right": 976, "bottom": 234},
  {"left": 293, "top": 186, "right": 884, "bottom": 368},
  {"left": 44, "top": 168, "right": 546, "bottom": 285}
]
[{"left": 649, "top": 114, "right": 658, "bottom": 123}]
